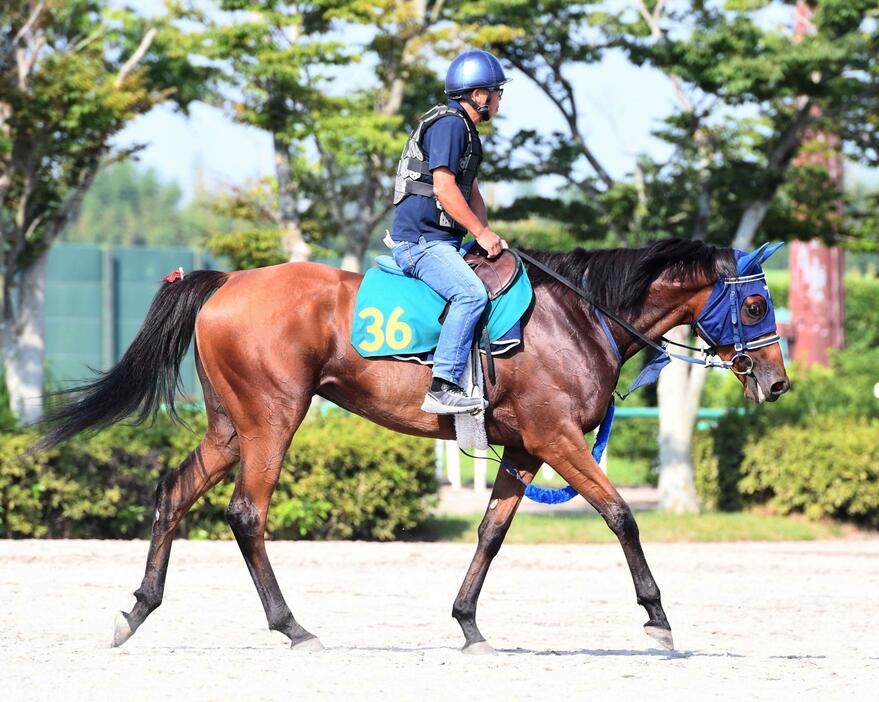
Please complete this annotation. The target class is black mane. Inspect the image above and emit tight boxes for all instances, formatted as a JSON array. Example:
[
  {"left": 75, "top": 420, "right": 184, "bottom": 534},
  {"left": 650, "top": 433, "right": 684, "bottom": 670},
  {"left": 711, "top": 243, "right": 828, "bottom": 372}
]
[{"left": 522, "top": 238, "right": 736, "bottom": 315}]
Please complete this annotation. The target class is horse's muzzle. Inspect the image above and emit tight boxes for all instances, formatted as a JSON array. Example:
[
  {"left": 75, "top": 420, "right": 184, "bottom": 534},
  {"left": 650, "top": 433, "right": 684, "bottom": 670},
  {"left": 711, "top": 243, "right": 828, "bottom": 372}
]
[{"left": 767, "top": 377, "right": 790, "bottom": 402}]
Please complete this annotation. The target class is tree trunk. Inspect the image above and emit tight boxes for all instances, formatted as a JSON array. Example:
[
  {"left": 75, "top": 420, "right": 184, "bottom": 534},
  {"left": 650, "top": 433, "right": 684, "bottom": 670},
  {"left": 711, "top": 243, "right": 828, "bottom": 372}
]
[
  {"left": 3, "top": 251, "right": 47, "bottom": 423},
  {"left": 273, "top": 132, "right": 310, "bottom": 263},
  {"left": 731, "top": 198, "right": 772, "bottom": 251},
  {"left": 656, "top": 325, "right": 706, "bottom": 513},
  {"left": 340, "top": 218, "right": 374, "bottom": 273}
]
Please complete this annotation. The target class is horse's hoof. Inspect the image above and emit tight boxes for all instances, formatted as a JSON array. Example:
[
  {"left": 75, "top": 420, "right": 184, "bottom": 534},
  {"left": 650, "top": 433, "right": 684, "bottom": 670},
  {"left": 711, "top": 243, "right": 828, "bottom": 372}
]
[
  {"left": 112, "top": 612, "right": 134, "bottom": 648},
  {"left": 462, "top": 640, "right": 496, "bottom": 655},
  {"left": 644, "top": 624, "right": 674, "bottom": 651},
  {"left": 291, "top": 636, "right": 324, "bottom": 652}
]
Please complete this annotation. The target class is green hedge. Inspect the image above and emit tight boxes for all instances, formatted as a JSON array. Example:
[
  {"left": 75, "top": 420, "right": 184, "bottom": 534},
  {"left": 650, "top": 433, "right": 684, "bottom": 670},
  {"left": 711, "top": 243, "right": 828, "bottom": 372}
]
[
  {"left": 738, "top": 418, "right": 879, "bottom": 527},
  {"left": 694, "top": 273, "right": 879, "bottom": 518},
  {"left": 694, "top": 347, "right": 879, "bottom": 515},
  {"left": 0, "top": 410, "right": 437, "bottom": 540}
]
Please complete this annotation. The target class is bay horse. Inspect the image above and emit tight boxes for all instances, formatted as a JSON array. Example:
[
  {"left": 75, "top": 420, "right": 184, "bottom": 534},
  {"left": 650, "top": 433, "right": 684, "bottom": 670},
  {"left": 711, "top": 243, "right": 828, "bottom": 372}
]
[{"left": 39, "top": 238, "right": 789, "bottom": 653}]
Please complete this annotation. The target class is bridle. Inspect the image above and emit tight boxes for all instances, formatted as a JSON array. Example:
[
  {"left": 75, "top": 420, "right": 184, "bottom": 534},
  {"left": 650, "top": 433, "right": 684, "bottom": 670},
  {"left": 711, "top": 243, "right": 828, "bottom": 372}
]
[
  {"left": 513, "top": 248, "right": 780, "bottom": 391},
  {"left": 692, "top": 271, "right": 781, "bottom": 377}
]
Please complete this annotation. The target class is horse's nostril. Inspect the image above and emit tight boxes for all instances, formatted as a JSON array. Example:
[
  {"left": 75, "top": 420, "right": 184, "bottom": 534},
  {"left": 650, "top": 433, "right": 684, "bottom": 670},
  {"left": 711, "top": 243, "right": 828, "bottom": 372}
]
[{"left": 771, "top": 380, "right": 788, "bottom": 395}]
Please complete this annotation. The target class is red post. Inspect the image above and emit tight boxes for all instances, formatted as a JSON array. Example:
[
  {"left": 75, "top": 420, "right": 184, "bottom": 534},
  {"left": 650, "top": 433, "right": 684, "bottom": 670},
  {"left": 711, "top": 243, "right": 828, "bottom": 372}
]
[
  {"left": 787, "top": 1, "right": 846, "bottom": 368},
  {"left": 788, "top": 241, "right": 845, "bottom": 366}
]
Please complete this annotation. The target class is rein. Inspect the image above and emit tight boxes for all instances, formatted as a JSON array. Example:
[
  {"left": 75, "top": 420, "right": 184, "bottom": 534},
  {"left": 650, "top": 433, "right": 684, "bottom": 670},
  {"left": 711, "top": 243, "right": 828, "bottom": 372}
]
[{"left": 512, "top": 248, "right": 752, "bottom": 396}]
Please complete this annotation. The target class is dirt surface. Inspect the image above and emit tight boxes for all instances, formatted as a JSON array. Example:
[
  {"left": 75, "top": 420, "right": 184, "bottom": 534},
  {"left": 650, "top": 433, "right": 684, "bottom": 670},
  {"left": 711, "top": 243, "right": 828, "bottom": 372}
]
[{"left": 2, "top": 539, "right": 878, "bottom": 701}]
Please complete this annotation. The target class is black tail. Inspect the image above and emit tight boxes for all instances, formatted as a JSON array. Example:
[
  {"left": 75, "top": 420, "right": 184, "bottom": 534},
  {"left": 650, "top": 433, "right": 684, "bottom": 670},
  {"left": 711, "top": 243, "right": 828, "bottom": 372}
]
[{"left": 36, "top": 270, "right": 229, "bottom": 450}]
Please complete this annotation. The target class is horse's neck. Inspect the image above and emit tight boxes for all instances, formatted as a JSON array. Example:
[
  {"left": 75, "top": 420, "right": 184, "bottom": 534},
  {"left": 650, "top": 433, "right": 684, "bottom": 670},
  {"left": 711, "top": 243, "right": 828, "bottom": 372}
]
[{"left": 615, "top": 276, "right": 712, "bottom": 363}]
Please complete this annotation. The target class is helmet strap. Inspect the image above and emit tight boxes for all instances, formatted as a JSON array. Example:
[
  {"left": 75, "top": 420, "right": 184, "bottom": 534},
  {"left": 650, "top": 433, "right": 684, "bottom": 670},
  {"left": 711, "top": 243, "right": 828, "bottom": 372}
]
[{"left": 460, "top": 93, "right": 491, "bottom": 122}]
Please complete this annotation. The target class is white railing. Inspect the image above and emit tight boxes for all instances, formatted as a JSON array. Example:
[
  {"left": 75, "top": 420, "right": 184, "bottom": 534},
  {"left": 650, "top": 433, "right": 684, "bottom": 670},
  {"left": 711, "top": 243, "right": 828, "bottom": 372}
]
[{"left": 436, "top": 433, "right": 607, "bottom": 492}]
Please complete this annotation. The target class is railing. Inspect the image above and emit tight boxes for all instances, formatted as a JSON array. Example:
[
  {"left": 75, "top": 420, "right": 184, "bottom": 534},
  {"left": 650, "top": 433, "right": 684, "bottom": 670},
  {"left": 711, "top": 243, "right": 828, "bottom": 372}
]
[{"left": 437, "top": 407, "right": 732, "bottom": 494}]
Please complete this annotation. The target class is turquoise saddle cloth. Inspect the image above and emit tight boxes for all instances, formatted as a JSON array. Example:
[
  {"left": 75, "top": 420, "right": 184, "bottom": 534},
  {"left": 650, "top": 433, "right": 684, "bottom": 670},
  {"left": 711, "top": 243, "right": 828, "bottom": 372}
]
[{"left": 352, "top": 253, "right": 533, "bottom": 359}]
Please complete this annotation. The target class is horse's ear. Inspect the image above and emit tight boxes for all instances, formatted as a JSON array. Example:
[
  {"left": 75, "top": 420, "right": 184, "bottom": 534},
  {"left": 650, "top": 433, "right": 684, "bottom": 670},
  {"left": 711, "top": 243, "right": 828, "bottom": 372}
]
[{"left": 737, "top": 242, "right": 784, "bottom": 275}]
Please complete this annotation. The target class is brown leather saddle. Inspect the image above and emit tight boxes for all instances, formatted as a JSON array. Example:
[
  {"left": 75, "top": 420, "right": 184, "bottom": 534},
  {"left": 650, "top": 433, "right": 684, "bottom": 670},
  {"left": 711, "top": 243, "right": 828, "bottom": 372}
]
[
  {"left": 460, "top": 246, "right": 522, "bottom": 386},
  {"left": 462, "top": 247, "right": 521, "bottom": 300}
]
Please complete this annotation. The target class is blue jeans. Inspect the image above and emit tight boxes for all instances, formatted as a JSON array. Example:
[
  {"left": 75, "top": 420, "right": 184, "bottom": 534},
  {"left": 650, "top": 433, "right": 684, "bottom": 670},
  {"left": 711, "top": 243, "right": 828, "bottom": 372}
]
[{"left": 392, "top": 237, "right": 489, "bottom": 385}]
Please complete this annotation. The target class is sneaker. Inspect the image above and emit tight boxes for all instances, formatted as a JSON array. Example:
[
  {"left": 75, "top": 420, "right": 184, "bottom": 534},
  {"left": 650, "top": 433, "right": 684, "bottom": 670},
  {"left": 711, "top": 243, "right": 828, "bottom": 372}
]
[{"left": 421, "top": 379, "right": 487, "bottom": 415}]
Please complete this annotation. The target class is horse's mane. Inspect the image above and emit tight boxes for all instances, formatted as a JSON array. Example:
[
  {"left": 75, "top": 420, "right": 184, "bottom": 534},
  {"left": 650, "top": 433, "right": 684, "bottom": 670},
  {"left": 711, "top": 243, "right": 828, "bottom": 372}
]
[{"left": 522, "top": 238, "right": 736, "bottom": 315}]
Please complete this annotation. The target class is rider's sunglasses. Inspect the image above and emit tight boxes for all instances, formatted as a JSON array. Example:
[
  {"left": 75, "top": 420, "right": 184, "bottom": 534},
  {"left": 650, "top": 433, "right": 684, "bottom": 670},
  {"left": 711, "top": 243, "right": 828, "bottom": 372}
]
[{"left": 492, "top": 88, "right": 504, "bottom": 98}]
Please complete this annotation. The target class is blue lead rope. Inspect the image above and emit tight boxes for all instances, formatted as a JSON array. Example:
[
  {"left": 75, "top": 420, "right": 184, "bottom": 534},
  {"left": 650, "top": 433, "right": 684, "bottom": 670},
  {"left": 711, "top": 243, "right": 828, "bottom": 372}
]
[{"left": 502, "top": 400, "right": 616, "bottom": 504}]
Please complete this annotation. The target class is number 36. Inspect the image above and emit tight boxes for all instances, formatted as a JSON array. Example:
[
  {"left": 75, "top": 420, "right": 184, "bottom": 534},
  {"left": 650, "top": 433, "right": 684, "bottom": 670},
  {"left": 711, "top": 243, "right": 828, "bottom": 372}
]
[{"left": 357, "top": 306, "right": 412, "bottom": 352}]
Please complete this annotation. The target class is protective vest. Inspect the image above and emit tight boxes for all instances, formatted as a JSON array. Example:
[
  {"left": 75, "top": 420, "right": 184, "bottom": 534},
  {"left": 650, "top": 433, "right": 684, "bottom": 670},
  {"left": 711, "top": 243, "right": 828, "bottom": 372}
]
[{"left": 393, "top": 104, "right": 482, "bottom": 234}]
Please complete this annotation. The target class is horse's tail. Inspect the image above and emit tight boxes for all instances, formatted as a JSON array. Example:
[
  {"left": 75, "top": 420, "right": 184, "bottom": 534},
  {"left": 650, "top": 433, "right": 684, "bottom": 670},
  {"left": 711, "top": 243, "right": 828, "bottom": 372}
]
[{"left": 36, "top": 270, "right": 229, "bottom": 451}]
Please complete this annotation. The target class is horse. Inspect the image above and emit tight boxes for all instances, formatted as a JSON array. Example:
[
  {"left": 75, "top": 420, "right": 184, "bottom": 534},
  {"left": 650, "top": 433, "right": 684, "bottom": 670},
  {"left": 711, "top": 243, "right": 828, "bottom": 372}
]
[{"left": 38, "top": 237, "right": 790, "bottom": 653}]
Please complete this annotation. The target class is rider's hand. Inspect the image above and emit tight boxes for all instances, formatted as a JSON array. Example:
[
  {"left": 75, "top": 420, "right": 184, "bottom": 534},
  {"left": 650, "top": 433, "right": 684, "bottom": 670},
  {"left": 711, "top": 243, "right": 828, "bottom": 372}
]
[{"left": 475, "top": 227, "right": 508, "bottom": 258}]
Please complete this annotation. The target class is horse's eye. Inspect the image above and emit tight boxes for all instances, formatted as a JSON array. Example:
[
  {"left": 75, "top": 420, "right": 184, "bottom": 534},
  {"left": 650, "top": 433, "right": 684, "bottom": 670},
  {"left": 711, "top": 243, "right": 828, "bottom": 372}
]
[{"left": 743, "top": 297, "right": 767, "bottom": 323}]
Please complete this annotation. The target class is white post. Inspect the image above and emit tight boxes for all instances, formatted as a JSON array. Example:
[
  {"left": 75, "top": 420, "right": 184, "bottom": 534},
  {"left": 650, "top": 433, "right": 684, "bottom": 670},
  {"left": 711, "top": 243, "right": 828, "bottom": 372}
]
[
  {"left": 596, "top": 427, "right": 608, "bottom": 475},
  {"left": 473, "top": 448, "right": 488, "bottom": 496},
  {"left": 434, "top": 440, "right": 445, "bottom": 481},
  {"left": 445, "top": 440, "right": 461, "bottom": 490}
]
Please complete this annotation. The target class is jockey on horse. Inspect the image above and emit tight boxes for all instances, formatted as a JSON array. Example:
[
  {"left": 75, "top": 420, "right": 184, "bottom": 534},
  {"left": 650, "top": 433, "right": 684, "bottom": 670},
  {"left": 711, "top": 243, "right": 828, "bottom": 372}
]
[{"left": 390, "top": 49, "right": 511, "bottom": 415}]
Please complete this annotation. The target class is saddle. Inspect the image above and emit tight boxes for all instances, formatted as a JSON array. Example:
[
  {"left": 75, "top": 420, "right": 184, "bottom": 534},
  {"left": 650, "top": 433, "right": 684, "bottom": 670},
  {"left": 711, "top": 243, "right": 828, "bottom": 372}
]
[{"left": 462, "top": 246, "right": 521, "bottom": 300}]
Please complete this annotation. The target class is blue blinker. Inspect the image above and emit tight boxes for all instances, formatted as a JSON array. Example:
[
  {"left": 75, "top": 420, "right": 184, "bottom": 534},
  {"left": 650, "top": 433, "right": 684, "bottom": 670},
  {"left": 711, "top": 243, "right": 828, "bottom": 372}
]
[{"left": 694, "top": 244, "right": 783, "bottom": 352}]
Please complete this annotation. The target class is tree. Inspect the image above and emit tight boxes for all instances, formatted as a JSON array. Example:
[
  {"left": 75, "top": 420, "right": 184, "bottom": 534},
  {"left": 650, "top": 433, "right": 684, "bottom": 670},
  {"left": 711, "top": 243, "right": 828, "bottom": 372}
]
[
  {"left": 64, "top": 161, "right": 207, "bottom": 246},
  {"left": 203, "top": 0, "right": 355, "bottom": 263},
  {"left": 0, "top": 0, "right": 210, "bottom": 421},
  {"left": 204, "top": 1, "right": 466, "bottom": 272},
  {"left": 457, "top": 0, "right": 879, "bottom": 511}
]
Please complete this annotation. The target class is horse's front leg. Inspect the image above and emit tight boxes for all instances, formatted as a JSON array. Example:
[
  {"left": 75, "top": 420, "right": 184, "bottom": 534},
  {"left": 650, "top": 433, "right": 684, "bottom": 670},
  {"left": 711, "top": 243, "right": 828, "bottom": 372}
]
[
  {"left": 533, "top": 430, "right": 674, "bottom": 650},
  {"left": 452, "top": 447, "right": 541, "bottom": 654}
]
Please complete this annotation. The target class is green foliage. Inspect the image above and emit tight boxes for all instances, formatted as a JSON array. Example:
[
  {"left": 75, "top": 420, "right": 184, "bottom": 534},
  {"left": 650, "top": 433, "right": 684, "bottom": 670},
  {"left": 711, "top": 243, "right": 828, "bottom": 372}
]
[
  {"left": 200, "top": 1, "right": 426, "bottom": 263},
  {"left": 0, "top": 374, "right": 15, "bottom": 432},
  {"left": 693, "top": 426, "right": 744, "bottom": 512},
  {"left": 276, "top": 412, "right": 437, "bottom": 540},
  {"left": 843, "top": 274, "right": 879, "bottom": 352},
  {"left": 461, "top": 1, "right": 879, "bottom": 252},
  {"left": 0, "top": 411, "right": 437, "bottom": 540},
  {"left": 739, "top": 418, "right": 879, "bottom": 527},
  {"left": 64, "top": 161, "right": 211, "bottom": 246},
  {"left": 205, "top": 228, "right": 287, "bottom": 269},
  {"left": 418, "top": 510, "right": 851, "bottom": 544},
  {"left": 609, "top": 417, "right": 659, "bottom": 485}
]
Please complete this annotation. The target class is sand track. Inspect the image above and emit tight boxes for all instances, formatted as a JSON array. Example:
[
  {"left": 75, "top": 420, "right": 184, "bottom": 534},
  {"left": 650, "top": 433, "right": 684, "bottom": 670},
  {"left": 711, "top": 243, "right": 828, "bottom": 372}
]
[{"left": 2, "top": 539, "right": 878, "bottom": 700}]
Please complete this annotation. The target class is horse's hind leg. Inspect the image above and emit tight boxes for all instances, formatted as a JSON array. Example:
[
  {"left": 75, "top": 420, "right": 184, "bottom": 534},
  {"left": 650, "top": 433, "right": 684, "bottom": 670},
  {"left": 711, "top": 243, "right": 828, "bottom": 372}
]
[
  {"left": 113, "top": 393, "right": 239, "bottom": 646},
  {"left": 452, "top": 447, "right": 541, "bottom": 654},
  {"left": 225, "top": 401, "right": 321, "bottom": 650}
]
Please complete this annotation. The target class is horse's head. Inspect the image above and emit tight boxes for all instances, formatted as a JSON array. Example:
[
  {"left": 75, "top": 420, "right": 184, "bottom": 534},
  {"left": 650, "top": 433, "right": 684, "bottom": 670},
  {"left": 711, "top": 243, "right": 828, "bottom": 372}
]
[{"left": 694, "top": 243, "right": 791, "bottom": 404}]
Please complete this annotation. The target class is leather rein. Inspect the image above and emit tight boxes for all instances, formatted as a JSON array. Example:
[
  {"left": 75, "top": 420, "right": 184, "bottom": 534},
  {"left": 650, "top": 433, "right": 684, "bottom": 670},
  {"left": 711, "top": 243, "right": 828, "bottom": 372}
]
[{"left": 512, "top": 248, "right": 744, "bottom": 375}]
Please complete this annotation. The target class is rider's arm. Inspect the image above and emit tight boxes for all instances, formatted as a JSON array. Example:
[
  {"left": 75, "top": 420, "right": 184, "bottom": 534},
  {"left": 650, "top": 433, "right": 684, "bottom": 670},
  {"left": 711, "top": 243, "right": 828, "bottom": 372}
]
[
  {"left": 468, "top": 179, "right": 489, "bottom": 229},
  {"left": 433, "top": 169, "right": 506, "bottom": 256}
]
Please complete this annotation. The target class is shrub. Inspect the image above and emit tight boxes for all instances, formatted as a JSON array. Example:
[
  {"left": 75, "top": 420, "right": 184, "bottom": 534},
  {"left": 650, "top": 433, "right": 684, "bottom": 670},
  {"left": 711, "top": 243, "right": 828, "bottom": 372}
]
[
  {"left": 693, "top": 342, "right": 879, "bottom": 511},
  {"left": 272, "top": 412, "right": 437, "bottom": 540},
  {"left": 0, "top": 410, "right": 437, "bottom": 540},
  {"left": 693, "top": 423, "right": 746, "bottom": 512},
  {"left": 738, "top": 418, "right": 879, "bottom": 527}
]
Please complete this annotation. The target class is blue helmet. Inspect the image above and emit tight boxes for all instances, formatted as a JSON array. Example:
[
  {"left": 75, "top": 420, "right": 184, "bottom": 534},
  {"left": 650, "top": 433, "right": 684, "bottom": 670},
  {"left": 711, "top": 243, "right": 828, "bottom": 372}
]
[{"left": 444, "top": 50, "right": 511, "bottom": 96}]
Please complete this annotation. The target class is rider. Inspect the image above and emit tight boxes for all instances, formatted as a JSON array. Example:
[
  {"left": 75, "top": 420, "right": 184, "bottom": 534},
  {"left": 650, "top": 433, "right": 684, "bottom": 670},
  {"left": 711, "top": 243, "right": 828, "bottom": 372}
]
[{"left": 390, "top": 49, "right": 510, "bottom": 414}]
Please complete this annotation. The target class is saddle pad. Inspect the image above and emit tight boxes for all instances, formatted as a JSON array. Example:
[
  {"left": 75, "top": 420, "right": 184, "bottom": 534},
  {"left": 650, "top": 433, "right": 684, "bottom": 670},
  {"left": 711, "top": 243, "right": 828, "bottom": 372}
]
[{"left": 352, "top": 263, "right": 533, "bottom": 358}]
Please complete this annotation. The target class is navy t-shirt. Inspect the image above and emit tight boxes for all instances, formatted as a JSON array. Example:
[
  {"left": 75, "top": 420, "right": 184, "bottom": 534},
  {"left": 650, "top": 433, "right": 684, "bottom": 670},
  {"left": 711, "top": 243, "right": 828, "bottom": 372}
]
[{"left": 391, "top": 100, "right": 482, "bottom": 246}]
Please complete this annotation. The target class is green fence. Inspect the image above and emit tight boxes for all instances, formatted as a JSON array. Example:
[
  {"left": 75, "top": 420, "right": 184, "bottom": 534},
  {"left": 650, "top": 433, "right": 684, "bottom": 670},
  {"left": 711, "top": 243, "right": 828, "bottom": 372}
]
[{"left": 46, "top": 243, "right": 224, "bottom": 396}]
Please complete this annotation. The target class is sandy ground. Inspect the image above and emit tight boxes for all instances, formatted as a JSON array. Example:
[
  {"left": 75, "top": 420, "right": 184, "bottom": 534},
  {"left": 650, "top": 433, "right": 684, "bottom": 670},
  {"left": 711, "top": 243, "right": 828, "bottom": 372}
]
[{"left": 2, "top": 539, "right": 878, "bottom": 701}]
